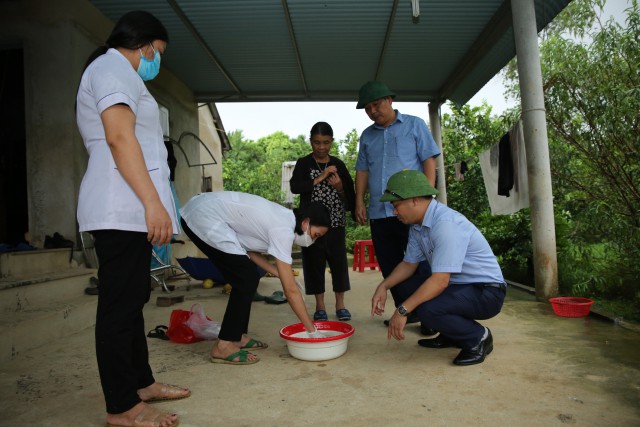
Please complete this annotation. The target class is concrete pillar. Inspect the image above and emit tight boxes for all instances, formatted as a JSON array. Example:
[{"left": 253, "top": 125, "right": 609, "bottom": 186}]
[
  {"left": 511, "top": 0, "right": 558, "bottom": 299},
  {"left": 428, "top": 102, "right": 447, "bottom": 205}
]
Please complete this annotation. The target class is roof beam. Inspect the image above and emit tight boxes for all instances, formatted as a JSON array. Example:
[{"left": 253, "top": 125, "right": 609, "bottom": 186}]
[
  {"left": 166, "top": 0, "right": 242, "bottom": 97},
  {"left": 438, "top": 0, "right": 513, "bottom": 102},
  {"left": 281, "top": 0, "right": 308, "bottom": 97},
  {"left": 375, "top": 0, "right": 400, "bottom": 80},
  {"left": 196, "top": 89, "right": 440, "bottom": 103}
]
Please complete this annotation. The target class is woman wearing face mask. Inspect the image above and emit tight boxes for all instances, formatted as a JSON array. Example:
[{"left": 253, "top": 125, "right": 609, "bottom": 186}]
[
  {"left": 76, "top": 10, "right": 189, "bottom": 427},
  {"left": 290, "top": 122, "right": 356, "bottom": 322},
  {"left": 179, "top": 191, "right": 331, "bottom": 365}
]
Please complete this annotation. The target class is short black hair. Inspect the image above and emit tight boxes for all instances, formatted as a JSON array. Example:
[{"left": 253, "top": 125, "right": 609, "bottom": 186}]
[
  {"left": 310, "top": 122, "right": 333, "bottom": 139},
  {"left": 293, "top": 201, "right": 331, "bottom": 234}
]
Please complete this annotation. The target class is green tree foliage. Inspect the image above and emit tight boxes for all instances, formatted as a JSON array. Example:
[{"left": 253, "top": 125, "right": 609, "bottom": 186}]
[
  {"left": 339, "top": 129, "right": 360, "bottom": 172},
  {"left": 222, "top": 130, "right": 308, "bottom": 202},
  {"left": 338, "top": 128, "right": 372, "bottom": 251},
  {"left": 541, "top": 0, "right": 640, "bottom": 301},
  {"left": 502, "top": 0, "right": 640, "bottom": 314},
  {"left": 441, "top": 103, "right": 503, "bottom": 217}
]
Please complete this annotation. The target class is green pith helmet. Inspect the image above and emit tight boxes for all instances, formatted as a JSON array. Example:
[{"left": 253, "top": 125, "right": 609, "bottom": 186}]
[
  {"left": 380, "top": 169, "right": 439, "bottom": 202},
  {"left": 356, "top": 81, "right": 396, "bottom": 109}
]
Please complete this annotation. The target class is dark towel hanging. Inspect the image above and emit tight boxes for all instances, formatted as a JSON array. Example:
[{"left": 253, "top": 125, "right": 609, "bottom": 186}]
[{"left": 497, "top": 133, "right": 514, "bottom": 197}]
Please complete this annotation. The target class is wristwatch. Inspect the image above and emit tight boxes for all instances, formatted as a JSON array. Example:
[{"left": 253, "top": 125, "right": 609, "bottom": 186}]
[{"left": 397, "top": 305, "right": 409, "bottom": 317}]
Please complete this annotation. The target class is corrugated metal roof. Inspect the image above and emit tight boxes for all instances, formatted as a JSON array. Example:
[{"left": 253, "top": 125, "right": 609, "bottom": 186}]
[{"left": 87, "top": 0, "right": 570, "bottom": 105}]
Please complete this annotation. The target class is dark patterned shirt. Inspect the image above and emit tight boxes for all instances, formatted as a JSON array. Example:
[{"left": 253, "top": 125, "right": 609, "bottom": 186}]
[
  {"left": 290, "top": 154, "right": 355, "bottom": 228},
  {"left": 310, "top": 161, "right": 346, "bottom": 228}
]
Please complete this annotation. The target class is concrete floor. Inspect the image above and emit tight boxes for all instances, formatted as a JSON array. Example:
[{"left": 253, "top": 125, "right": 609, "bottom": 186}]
[{"left": 1, "top": 269, "right": 639, "bottom": 426}]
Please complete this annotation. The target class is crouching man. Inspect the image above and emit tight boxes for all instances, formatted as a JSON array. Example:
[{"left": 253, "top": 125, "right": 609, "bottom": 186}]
[{"left": 370, "top": 170, "right": 506, "bottom": 366}]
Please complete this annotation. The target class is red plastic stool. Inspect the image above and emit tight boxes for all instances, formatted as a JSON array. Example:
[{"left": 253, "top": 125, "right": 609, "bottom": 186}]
[{"left": 353, "top": 239, "right": 379, "bottom": 272}]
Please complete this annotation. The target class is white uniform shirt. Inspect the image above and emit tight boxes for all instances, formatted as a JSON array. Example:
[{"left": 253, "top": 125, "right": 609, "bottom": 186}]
[
  {"left": 76, "top": 48, "right": 178, "bottom": 233},
  {"left": 180, "top": 192, "right": 296, "bottom": 264}
]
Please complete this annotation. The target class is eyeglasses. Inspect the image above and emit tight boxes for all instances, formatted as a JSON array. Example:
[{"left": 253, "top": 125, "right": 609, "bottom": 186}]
[{"left": 384, "top": 189, "right": 404, "bottom": 200}]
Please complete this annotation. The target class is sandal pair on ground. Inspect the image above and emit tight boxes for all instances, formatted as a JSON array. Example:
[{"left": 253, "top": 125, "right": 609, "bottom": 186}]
[
  {"left": 313, "top": 308, "right": 351, "bottom": 321},
  {"left": 107, "top": 383, "right": 191, "bottom": 427},
  {"left": 210, "top": 338, "right": 269, "bottom": 365}
]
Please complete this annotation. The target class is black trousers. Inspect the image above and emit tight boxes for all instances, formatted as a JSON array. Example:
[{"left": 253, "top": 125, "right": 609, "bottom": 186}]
[
  {"left": 301, "top": 226, "right": 350, "bottom": 295},
  {"left": 92, "top": 230, "right": 154, "bottom": 414},
  {"left": 370, "top": 217, "right": 410, "bottom": 306},
  {"left": 181, "top": 219, "right": 261, "bottom": 342},
  {"left": 394, "top": 275, "right": 505, "bottom": 349}
]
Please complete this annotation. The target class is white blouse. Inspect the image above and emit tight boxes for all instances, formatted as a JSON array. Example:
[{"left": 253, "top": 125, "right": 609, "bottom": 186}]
[
  {"left": 76, "top": 48, "right": 178, "bottom": 233},
  {"left": 180, "top": 191, "right": 296, "bottom": 265}
]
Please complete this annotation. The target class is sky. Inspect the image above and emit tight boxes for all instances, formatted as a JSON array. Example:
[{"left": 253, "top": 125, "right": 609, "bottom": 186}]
[
  {"left": 215, "top": 0, "right": 628, "bottom": 143},
  {"left": 216, "top": 73, "right": 516, "bottom": 143}
]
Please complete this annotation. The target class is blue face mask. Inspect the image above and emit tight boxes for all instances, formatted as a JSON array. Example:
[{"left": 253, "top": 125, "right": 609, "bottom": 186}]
[{"left": 137, "top": 43, "right": 161, "bottom": 81}]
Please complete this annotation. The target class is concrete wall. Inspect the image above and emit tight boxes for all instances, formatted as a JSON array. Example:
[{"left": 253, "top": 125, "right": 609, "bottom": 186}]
[
  {"left": 0, "top": 0, "right": 221, "bottom": 251},
  {"left": 198, "top": 106, "right": 224, "bottom": 193}
]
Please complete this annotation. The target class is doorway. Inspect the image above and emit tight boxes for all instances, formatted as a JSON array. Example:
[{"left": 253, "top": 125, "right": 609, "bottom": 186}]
[{"left": 0, "top": 48, "right": 28, "bottom": 246}]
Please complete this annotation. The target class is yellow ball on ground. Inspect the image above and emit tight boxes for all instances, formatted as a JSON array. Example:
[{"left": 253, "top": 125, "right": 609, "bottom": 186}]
[{"left": 203, "top": 278, "right": 214, "bottom": 289}]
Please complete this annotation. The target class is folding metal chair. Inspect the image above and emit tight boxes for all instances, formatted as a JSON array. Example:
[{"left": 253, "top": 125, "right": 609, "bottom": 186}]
[
  {"left": 150, "top": 247, "right": 191, "bottom": 293},
  {"left": 79, "top": 231, "right": 99, "bottom": 269},
  {"left": 81, "top": 231, "right": 190, "bottom": 293}
]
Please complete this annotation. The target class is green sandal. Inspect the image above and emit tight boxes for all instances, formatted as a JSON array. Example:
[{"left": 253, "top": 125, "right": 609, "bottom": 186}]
[
  {"left": 241, "top": 338, "right": 269, "bottom": 350},
  {"left": 210, "top": 350, "right": 259, "bottom": 365}
]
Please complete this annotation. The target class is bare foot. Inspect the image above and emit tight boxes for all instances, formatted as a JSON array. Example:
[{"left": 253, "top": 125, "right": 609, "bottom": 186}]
[
  {"left": 211, "top": 339, "right": 259, "bottom": 363},
  {"left": 233, "top": 334, "right": 250, "bottom": 348},
  {"left": 106, "top": 402, "right": 178, "bottom": 427},
  {"left": 138, "top": 382, "right": 191, "bottom": 402},
  {"left": 234, "top": 335, "right": 268, "bottom": 350}
]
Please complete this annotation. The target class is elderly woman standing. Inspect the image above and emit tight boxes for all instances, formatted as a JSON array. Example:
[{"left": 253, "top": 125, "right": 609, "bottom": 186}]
[
  {"left": 76, "top": 10, "right": 189, "bottom": 427},
  {"left": 290, "top": 122, "right": 356, "bottom": 322}
]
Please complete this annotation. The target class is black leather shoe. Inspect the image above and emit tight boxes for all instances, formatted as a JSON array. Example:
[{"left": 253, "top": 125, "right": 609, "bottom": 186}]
[
  {"left": 453, "top": 329, "right": 493, "bottom": 366},
  {"left": 417, "top": 334, "right": 459, "bottom": 349},
  {"left": 84, "top": 286, "right": 99, "bottom": 296},
  {"left": 384, "top": 312, "right": 420, "bottom": 326},
  {"left": 420, "top": 325, "right": 438, "bottom": 336}
]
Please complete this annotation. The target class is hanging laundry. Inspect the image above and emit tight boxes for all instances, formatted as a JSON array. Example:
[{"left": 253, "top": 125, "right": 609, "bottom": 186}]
[
  {"left": 455, "top": 163, "right": 464, "bottom": 181},
  {"left": 479, "top": 120, "right": 529, "bottom": 215},
  {"left": 460, "top": 161, "right": 468, "bottom": 175},
  {"left": 498, "top": 133, "right": 513, "bottom": 196}
]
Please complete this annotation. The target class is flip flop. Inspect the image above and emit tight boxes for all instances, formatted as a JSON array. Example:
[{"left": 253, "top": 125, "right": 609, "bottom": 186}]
[
  {"left": 253, "top": 292, "right": 266, "bottom": 302},
  {"left": 143, "top": 383, "right": 191, "bottom": 403},
  {"left": 264, "top": 290, "right": 287, "bottom": 304},
  {"left": 147, "top": 325, "right": 169, "bottom": 340},
  {"left": 241, "top": 338, "right": 269, "bottom": 350},
  {"left": 210, "top": 350, "right": 259, "bottom": 365},
  {"left": 336, "top": 308, "right": 352, "bottom": 321},
  {"left": 313, "top": 310, "right": 328, "bottom": 321}
]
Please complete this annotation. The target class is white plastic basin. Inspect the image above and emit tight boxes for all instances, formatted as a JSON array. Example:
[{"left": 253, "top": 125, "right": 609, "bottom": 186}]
[{"left": 279, "top": 321, "right": 355, "bottom": 361}]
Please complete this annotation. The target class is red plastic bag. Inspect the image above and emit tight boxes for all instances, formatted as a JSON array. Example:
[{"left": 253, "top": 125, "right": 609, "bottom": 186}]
[{"left": 166, "top": 308, "right": 203, "bottom": 344}]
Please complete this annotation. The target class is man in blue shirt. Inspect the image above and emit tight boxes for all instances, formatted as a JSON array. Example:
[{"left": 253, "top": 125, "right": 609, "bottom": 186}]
[
  {"left": 354, "top": 81, "right": 440, "bottom": 326},
  {"left": 371, "top": 170, "right": 506, "bottom": 366}
]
